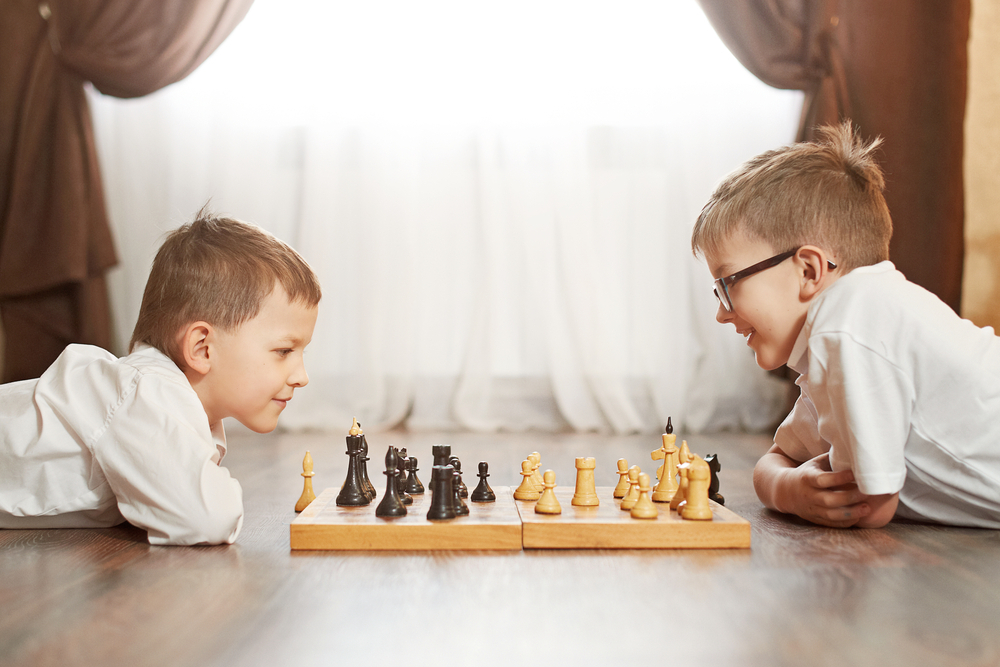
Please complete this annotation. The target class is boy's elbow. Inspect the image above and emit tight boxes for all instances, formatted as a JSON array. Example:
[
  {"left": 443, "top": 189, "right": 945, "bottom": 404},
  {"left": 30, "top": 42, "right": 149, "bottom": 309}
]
[
  {"left": 148, "top": 505, "right": 243, "bottom": 546},
  {"left": 855, "top": 492, "right": 899, "bottom": 529}
]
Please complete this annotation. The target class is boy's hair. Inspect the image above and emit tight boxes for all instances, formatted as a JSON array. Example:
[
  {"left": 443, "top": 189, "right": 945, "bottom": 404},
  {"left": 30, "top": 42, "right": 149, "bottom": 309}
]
[
  {"left": 129, "top": 206, "right": 322, "bottom": 366},
  {"left": 691, "top": 121, "right": 892, "bottom": 271}
]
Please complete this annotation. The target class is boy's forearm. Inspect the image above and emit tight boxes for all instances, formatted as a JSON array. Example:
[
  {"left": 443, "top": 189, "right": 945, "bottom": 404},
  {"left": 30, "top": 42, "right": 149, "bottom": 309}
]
[{"left": 753, "top": 447, "right": 798, "bottom": 514}]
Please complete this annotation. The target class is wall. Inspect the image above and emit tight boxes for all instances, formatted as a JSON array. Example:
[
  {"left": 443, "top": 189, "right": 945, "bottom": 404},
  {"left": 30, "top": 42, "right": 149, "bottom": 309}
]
[{"left": 962, "top": 0, "right": 1000, "bottom": 328}]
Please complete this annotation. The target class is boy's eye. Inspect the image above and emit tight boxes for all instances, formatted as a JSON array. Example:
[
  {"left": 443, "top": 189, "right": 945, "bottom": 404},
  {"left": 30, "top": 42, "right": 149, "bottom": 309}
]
[{"left": 276, "top": 349, "right": 293, "bottom": 357}]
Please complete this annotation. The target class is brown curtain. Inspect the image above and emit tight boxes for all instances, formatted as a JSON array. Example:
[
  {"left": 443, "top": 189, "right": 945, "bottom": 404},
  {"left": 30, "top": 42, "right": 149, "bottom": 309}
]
[
  {"left": 698, "top": 0, "right": 969, "bottom": 314},
  {"left": 0, "top": 0, "right": 253, "bottom": 382}
]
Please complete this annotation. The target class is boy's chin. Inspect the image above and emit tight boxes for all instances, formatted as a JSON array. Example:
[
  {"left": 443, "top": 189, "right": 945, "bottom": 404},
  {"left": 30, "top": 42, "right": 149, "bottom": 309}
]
[
  {"left": 754, "top": 353, "right": 788, "bottom": 372},
  {"left": 242, "top": 420, "right": 279, "bottom": 434}
]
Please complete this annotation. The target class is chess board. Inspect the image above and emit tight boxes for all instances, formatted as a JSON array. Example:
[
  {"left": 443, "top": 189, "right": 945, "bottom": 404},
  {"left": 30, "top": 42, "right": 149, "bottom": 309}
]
[
  {"left": 514, "top": 487, "right": 750, "bottom": 549},
  {"left": 290, "top": 486, "right": 750, "bottom": 550},
  {"left": 290, "top": 486, "right": 523, "bottom": 551}
]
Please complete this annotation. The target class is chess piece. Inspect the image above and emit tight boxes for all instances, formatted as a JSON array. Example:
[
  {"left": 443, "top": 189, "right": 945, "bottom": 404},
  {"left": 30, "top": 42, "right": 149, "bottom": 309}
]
[
  {"left": 359, "top": 436, "right": 376, "bottom": 500},
  {"left": 680, "top": 455, "right": 713, "bottom": 521},
  {"left": 613, "top": 458, "right": 631, "bottom": 498},
  {"left": 295, "top": 450, "right": 317, "bottom": 512},
  {"left": 630, "top": 472, "right": 658, "bottom": 519},
  {"left": 571, "top": 457, "right": 599, "bottom": 506},
  {"left": 470, "top": 461, "right": 496, "bottom": 502},
  {"left": 513, "top": 460, "right": 541, "bottom": 500},
  {"left": 534, "top": 470, "right": 562, "bottom": 515},
  {"left": 670, "top": 441, "right": 692, "bottom": 511},
  {"left": 396, "top": 452, "right": 413, "bottom": 505},
  {"left": 620, "top": 466, "right": 641, "bottom": 510},
  {"left": 450, "top": 457, "right": 469, "bottom": 498},
  {"left": 375, "top": 446, "right": 407, "bottom": 517},
  {"left": 426, "top": 463, "right": 457, "bottom": 520},
  {"left": 336, "top": 424, "right": 370, "bottom": 506},
  {"left": 650, "top": 417, "right": 676, "bottom": 481},
  {"left": 405, "top": 455, "right": 425, "bottom": 494},
  {"left": 430, "top": 445, "right": 451, "bottom": 502},
  {"left": 452, "top": 469, "right": 470, "bottom": 516},
  {"left": 705, "top": 453, "right": 724, "bottom": 505},
  {"left": 528, "top": 452, "right": 543, "bottom": 491},
  {"left": 651, "top": 426, "right": 680, "bottom": 503}
]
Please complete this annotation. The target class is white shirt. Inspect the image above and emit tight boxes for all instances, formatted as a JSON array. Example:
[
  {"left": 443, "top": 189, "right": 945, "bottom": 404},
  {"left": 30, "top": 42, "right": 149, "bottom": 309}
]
[
  {"left": 0, "top": 344, "right": 244, "bottom": 545},
  {"left": 776, "top": 262, "right": 1000, "bottom": 528}
]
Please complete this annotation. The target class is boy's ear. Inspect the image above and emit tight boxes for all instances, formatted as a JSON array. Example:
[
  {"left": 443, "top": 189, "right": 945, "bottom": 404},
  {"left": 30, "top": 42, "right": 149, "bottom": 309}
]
[
  {"left": 179, "top": 322, "right": 214, "bottom": 376},
  {"left": 795, "top": 246, "right": 834, "bottom": 301}
]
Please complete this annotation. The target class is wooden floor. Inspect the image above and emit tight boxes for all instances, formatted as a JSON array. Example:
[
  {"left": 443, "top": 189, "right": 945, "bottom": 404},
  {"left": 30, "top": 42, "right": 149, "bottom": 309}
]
[{"left": 3, "top": 428, "right": 1000, "bottom": 666}]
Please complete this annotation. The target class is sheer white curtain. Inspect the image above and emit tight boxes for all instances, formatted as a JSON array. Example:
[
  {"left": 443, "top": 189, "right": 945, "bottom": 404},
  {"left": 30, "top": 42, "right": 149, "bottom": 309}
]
[{"left": 89, "top": 0, "right": 803, "bottom": 434}]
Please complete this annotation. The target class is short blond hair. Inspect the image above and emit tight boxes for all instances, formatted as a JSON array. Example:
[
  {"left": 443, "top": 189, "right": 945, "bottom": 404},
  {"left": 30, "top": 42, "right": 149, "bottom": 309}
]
[
  {"left": 691, "top": 122, "right": 892, "bottom": 271},
  {"left": 129, "top": 206, "right": 322, "bottom": 366}
]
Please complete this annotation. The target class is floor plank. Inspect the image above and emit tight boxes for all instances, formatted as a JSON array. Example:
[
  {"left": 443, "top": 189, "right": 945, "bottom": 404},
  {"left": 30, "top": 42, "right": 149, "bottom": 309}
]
[{"left": 3, "top": 427, "right": 1000, "bottom": 666}]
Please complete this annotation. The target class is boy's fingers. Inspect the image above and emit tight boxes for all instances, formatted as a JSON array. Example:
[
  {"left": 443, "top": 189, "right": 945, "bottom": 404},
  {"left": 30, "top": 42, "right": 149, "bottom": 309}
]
[
  {"left": 815, "top": 468, "right": 855, "bottom": 489},
  {"left": 811, "top": 502, "right": 870, "bottom": 526}
]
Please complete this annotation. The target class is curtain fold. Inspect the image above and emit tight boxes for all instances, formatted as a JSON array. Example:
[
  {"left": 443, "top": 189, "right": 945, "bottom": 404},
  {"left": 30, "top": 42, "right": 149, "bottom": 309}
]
[
  {"left": 0, "top": 0, "right": 252, "bottom": 381},
  {"left": 697, "top": 0, "right": 969, "bottom": 313}
]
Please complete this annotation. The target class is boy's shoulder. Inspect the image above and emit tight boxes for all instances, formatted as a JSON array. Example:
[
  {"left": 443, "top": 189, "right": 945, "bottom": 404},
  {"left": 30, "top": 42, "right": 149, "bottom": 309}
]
[
  {"left": 35, "top": 344, "right": 199, "bottom": 425},
  {"left": 42, "top": 343, "right": 187, "bottom": 386},
  {"left": 811, "top": 261, "right": 954, "bottom": 327}
]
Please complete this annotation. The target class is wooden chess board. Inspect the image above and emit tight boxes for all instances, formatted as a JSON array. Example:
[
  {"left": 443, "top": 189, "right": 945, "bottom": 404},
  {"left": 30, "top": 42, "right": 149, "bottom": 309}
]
[
  {"left": 290, "top": 486, "right": 750, "bottom": 550},
  {"left": 290, "top": 486, "right": 523, "bottom": 551},
  {"left": 514, "top": 487, "right": 750, "bottom": 549}
]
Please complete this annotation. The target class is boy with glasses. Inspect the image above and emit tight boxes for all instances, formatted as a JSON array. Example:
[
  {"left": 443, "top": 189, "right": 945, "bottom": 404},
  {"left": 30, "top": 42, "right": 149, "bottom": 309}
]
[{"left": 691, "top": 122, "right": 1000, "bottom": 529}]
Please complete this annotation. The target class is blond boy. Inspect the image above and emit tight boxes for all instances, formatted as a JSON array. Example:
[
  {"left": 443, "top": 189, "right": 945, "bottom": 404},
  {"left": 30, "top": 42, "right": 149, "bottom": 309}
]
[
  {"left": 0, "top": 209, "right": 321, "bottom": 544},
  {"left": 692, "top": 123, "right": 1000, "bottom": 529}
]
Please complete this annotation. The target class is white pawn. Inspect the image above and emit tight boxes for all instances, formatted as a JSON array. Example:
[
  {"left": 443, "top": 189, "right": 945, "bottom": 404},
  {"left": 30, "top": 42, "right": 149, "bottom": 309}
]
[
  {"left": 630, "top": 472, "right": 658, "bottom": 519},
  {"left": 535, "top": 470, "right": 562, "bottom": 515},
  {"left": 620, "top": 466, "right": 641, "bottom": 510},
  {"left": 514, "top": 460, "right": 541, "bottom": 500}
]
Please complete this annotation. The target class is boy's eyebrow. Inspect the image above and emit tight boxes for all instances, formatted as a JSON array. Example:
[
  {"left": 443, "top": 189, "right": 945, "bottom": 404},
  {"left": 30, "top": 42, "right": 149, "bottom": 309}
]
[
  {"left": 712, "top": 263, "right": 736, "bottom": 279},
  {"left": 274, "top": 335, "right": 306, "bottom": 347}
]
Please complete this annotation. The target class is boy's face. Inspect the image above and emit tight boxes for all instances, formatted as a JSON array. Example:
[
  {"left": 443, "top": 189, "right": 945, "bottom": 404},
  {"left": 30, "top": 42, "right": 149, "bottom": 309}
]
[
  {"left": 200, "top": 285, "right": 318, "bottom": 433},
  {"left": 703, "top": 234, "right": 809, "bottom": 371}
]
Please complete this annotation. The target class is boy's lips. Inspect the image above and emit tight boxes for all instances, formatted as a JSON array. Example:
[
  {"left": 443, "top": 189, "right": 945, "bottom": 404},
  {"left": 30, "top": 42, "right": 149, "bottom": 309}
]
[{"left": 737, "top": 328, "right": 755, "bottom": 344}]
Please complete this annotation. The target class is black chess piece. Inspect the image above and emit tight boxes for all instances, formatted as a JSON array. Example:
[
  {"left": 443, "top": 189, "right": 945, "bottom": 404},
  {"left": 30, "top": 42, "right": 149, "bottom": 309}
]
[
  {"left": 449, "top": 456, "right": 468, "bottom": 498},
  {"left": 452, "top": 469, "right": 470, "bottom": 516},
  {"left": 705, "top": 453, "right": 724, "bottom": 506},
  {"left": 359, "top": 435, "right": 376, "bottom": 500},
  {"left": 396, "top": 450, "right": 413, "bottom": 505},
  {"left": 470, "top": 461, "right": 496, "bottom": 502},
  {"left": 431, "top": 445, "right": 451, "bottom": 493},
  {"left": 405, "top": 455, "right": 425, "bottom": 494},
  {"left": 375, "top": 446, "right": 407, "bottom": 518},
  {"left": 336, "top": 432, "right": 371, "bottom": 506},
  {"left": 426, "top": 464, "right": 457, "bottom": 520}
]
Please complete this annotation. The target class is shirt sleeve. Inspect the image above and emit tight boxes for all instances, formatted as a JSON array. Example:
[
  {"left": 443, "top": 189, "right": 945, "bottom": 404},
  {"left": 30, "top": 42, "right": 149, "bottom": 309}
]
[
  {"left": 773, "top": 378, "right": 829, "bottom": 463},
  {"left": 91, "top": 372, "right": 244, "bottom": 546},
  {"left": 807, "top": 332, "right": 913, "bottom": 496}
]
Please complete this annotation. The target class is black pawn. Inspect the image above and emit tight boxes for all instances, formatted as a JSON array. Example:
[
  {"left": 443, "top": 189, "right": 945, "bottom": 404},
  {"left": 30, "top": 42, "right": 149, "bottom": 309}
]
[
  {"left": 336, "top": 433, "right": 370, "bottom": 506},
  {"left": 375, "top": 447, "right": 407, "bottom": 518},
  {"left": 470, "top": 461, "right": 496, "bottom": 502},
  {"left": 359, "top": 435, "right": 376, "bottom": 500},
  {"left": 450, "top": 456, "right": 468, "bottom": 498},
  {"left": 405, "top": 456, "right": 425, "bottom": 494},
  {"left": 452, "top": 469, "right": 470, "bottom": 516},
  {"left": 705, "top": 453, "right": 725, "bottom": 506},
  {"left": 396, "top": 451, "right": 413, "bottom": 505},
  {"left": 427, "top": 464, "right": 457, "bottom": 521}
]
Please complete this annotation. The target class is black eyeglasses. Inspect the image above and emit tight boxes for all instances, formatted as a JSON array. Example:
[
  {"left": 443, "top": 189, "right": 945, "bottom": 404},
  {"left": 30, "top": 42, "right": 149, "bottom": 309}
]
[{"left": 713, "top": 248, "right": 837, "bottom": 312}]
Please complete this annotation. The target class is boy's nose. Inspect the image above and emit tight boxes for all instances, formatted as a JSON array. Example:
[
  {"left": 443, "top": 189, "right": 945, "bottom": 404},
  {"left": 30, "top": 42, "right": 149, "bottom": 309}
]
[
  {"left": 289, "top": 361, "right": 309, "bottom": 387},
  {"left": 715, "top": 302, "right": 734, "bottom": 324}
]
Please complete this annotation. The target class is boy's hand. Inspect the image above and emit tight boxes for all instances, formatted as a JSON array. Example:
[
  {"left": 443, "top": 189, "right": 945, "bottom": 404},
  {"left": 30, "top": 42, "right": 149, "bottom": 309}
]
[
  {"left": 785, "top": 452, "right": 871, "bottom": 527},
  {"left": 755, "top": 447, "right": 876, "bottom": 528}
]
